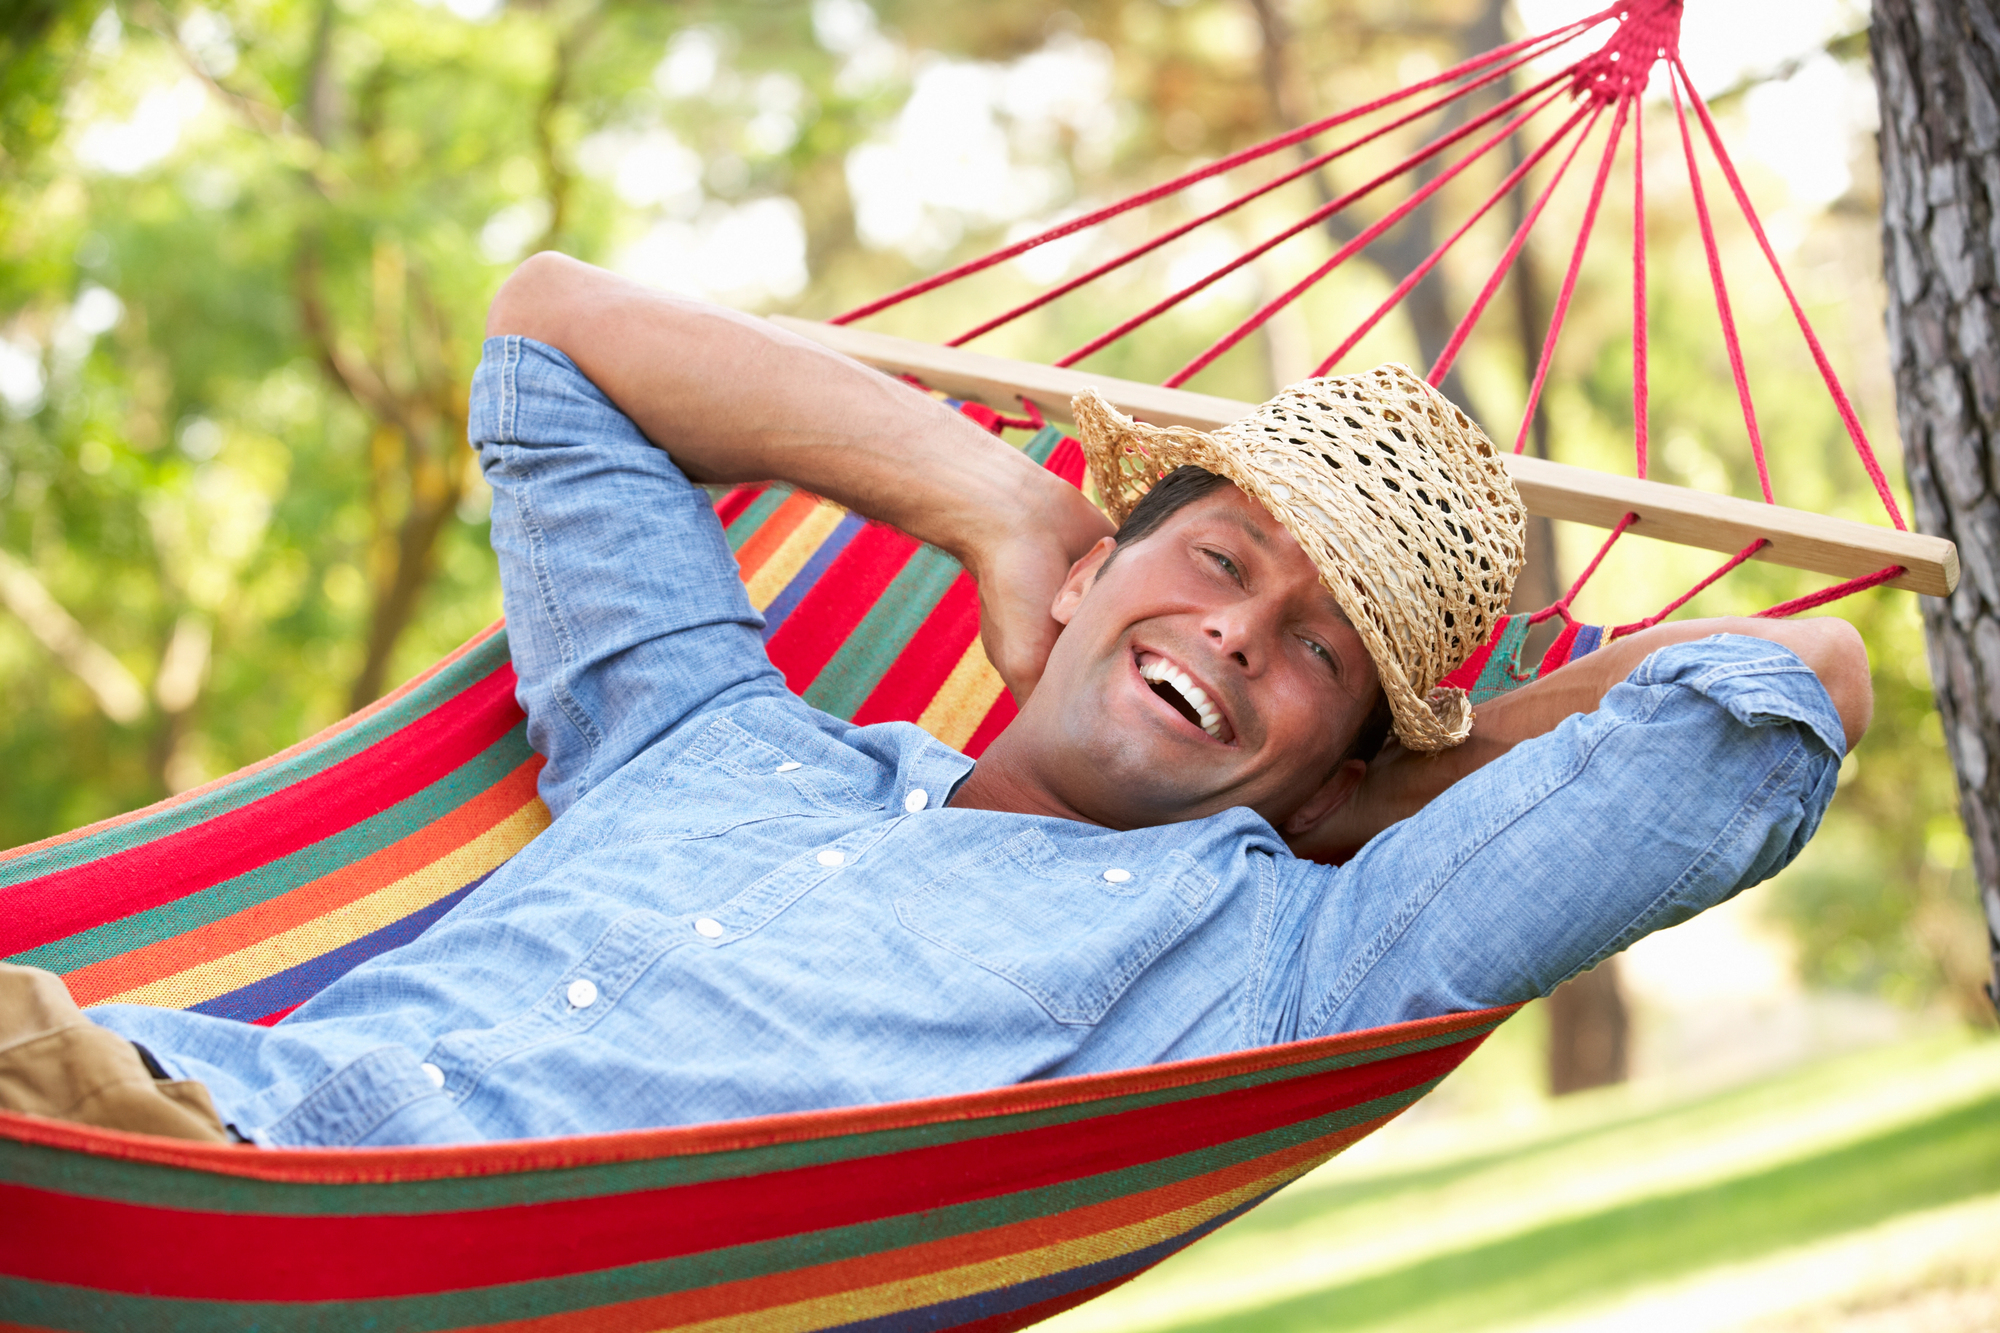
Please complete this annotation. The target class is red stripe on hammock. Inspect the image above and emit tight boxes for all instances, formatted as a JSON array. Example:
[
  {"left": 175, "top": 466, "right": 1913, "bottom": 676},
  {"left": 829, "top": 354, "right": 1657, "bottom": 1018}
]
[
  {"left": 1538, "top": 620, "right": 1585, "bottom": 676},
  {"left": 850, "top": 573, "right": 982, "bottom": 729},
  {"left": 1045, "top": 436, "right": 1088, "bottom": 488},
  {"left": 0, "top": 1038, "right": 1469, "bottom": 1299},
  {"left": 0, "top": 666, "right": 525, "bottom": 957},
  {"left": 443, "top": 1118, "right": 1366, "bottom": 1333},
  {"left": 765, "top": 525, "right": 921, "bottom": 694},
  {"left": 712, "top": 483, "right": 767, "bottom": 530}
]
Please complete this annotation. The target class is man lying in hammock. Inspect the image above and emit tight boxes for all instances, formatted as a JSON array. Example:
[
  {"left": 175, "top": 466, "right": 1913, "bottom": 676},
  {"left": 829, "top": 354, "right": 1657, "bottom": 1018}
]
[{"left": 2, "top": 253, "right": 1869, "bottom": 1147}]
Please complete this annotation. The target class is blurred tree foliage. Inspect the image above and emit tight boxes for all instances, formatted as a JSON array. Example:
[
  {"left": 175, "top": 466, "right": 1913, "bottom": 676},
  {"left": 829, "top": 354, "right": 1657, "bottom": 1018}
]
[{"left": 0, "top": 0, "right": 1981, "bottom": 1014}]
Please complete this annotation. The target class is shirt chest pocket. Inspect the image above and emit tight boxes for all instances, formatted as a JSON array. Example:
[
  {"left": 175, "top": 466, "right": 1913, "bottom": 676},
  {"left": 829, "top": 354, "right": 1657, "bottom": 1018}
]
[
  {"left": 895, "top": 829, "right": 1217, "bottom": 1026},
  {"left": 652, "top": 715, "right": 884, "bottom": 839}
]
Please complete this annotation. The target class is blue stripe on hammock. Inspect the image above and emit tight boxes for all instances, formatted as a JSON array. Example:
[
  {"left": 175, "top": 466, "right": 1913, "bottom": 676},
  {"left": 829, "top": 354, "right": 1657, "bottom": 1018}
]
[
  {"left": 189, "top": 871, "right": 494, "bottom": 1023},
  {"left": 763, "top": 510, "right": 869, "bottom": 642}
]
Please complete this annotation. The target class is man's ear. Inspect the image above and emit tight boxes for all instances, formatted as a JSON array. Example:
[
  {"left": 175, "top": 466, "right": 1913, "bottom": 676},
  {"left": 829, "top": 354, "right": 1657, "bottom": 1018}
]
[
  {"left": 1280, "top": 758, "right": 1367, "bottom": 837},
  {"left": 1050, "top": 537, "right": 1117, "bottom": 626}
]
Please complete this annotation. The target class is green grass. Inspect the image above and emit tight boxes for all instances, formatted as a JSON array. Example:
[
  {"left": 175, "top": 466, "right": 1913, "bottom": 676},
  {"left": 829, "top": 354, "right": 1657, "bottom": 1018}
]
[{"left": 1184, "top": 1088, "right": 2000, "bottom": 1333}]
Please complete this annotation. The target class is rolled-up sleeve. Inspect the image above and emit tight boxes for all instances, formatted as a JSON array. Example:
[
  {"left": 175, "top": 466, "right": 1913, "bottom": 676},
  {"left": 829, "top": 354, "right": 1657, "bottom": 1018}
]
[
  {"left": 1272, "top": 634, "right": 1846, "bottom": 1040},
  {"left": 469, "top": 335, "right": 786, "bottom": 818}
]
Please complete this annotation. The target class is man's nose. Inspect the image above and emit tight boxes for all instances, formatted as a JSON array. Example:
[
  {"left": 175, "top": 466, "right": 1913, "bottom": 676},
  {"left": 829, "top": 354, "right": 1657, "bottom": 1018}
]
[{"left": 1203, "top": 602, "right": 1271, "bottom": 671}]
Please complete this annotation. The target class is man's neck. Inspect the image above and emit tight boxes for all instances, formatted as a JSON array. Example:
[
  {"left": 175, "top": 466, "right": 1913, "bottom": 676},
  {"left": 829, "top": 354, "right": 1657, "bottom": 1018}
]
[{"left": 945, "top": 737, "right": 1098, "bottom": 823}]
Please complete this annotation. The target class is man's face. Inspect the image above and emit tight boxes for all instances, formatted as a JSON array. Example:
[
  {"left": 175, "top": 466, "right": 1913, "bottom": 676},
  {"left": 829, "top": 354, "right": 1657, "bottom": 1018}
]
[{"left": 1005, "top": 483, "right": 1382, "bottom": 830}]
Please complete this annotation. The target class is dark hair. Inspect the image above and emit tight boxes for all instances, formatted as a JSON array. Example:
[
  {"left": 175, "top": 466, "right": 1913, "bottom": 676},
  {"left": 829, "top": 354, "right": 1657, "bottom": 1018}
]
[
  {"left": 1103, "top": 466, "right": 1395, "bottom": 767},
  {"left": 1105, "top": 465, "right": 1237, "bottom": 555}
]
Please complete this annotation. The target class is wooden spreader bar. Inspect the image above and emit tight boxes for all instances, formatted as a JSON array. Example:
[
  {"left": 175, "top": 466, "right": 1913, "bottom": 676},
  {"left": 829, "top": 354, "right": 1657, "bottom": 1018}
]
[{"left": 774, "top": 317, "right": 1958, "bottom": 599}]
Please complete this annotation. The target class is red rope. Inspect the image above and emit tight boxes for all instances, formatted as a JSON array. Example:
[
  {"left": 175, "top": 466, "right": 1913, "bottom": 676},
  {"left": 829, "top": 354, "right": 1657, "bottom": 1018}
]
[
  {"left": 1160, "top": 80, "right": 1576, "bottom": 388},
  {"left": 1064, "top": 71, "right": 1576, "bottom": 376},
  {"left": 830, "top": 11, "right": 1616, "bottom": 328},
  {"left": 1608, "top": 537, "right": 1768, "bottom": 637},
  {"left": 1428, "top": 104, "right": 1605, "bottom": 385},
  {"left": 946, "top": 39, "right": 1561, "bottom": 351},
  {"left": 1673, "top": 58, "right": 1907, "bottom": 529},
  {"left": 988, "top": 398, "right": 1047, "bottom": 431},
  {"left": 1756, "top": 565, "right": 1906, "bottom": 618},
  {"left": 1631, "top": 101, "right": 1650, "bottom": 478},
  {"left": 1512, "top": 94, "right": 1634, "bottom": 454},
  {"left": 1669, "top": 67, "right": 1773, "bottom": 502},
  {"left": 1529, "top": 511, "right": 1639, "bottom": 625},
  {"left": 1570, "top": 0, "right": 1682, "bottom": 104},
  {"left": 1313, "top": 102, "right": 1595, "bottom": 377}
]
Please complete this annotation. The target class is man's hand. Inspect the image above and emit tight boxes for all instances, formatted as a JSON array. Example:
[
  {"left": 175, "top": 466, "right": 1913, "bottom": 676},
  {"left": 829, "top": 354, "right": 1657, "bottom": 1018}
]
[
  {"left": 1284, "top": 615, "right": 1872, "bottom": 865},
  {"left": 968, "top": 491, "right": 1113, "bottom": 702},
  {"left": 488, "top": 253, "right": 1111, "bottom": 700}
]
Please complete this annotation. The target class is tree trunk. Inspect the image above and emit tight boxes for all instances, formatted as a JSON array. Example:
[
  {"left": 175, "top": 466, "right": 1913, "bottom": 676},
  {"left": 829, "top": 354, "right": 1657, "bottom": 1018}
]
[
  {"left": 1871, "top": 0, "right": 2000, "bottom": 1013},
  {"left": 1547, "top": 957, "right": 1631, "bottom": 1095}
]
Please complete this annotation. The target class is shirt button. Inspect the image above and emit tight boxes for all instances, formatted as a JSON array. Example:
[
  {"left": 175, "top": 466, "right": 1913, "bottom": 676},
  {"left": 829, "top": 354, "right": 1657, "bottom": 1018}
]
[
  {"left": 776, "top": 761, "right": 802, "bottom": 773},
  {"left": 420, "top": 1062, "right": 445, "bottom": 1089},
  {"left": 904, "top": 789, "right": 929, "bottom": 813},
  {"left": 566, "top": 978, "right": 598, "bottom": 1009},
  {"left": 694, "top": 917, "right": 725, "bottom": 938},
  {"left": 817, "top": 848, "right": 846, "bottom": 867},
  {"left": 1102, "top": 868, "right": 1132, "bottom": 883}
]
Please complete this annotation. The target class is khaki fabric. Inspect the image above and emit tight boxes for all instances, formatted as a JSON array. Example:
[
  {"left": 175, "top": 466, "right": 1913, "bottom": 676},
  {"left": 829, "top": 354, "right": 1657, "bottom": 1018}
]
[{"left": 0, "top": 962, "right": 233, "bottom": 1143}]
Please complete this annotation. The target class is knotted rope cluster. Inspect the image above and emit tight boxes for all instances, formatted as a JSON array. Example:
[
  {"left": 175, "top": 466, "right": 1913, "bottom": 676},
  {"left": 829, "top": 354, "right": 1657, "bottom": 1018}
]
[{"left": 1075, "top": 365, "right": 1526, "bottom": 751}]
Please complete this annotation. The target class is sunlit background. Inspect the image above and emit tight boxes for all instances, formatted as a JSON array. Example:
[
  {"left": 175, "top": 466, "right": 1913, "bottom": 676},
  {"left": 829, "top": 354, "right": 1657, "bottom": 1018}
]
[{"left": 2, "top": 0, "right": 1995, "bottom": 1327}]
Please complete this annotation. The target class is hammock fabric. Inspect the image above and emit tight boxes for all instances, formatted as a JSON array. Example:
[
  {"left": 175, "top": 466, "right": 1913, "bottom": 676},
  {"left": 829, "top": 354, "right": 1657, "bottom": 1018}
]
[{"left": 0, "top": 416, "right": 1579, "bottom": 1331}]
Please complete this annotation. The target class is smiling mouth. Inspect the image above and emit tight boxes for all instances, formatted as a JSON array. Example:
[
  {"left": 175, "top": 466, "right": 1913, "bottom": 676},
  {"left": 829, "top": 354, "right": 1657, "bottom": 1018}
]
[{"left": 1137, "top": 653, "right": 1233, "bottom": 742}]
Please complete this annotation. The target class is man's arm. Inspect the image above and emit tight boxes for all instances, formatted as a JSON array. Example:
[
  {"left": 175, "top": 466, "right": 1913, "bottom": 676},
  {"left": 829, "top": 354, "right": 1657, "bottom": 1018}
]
[
  {"left": 486, "top": 253, "right": 1112, "bottom": 701},
  {"left": 1287, "top": 616, "right": 1872, "bottom": 863}
]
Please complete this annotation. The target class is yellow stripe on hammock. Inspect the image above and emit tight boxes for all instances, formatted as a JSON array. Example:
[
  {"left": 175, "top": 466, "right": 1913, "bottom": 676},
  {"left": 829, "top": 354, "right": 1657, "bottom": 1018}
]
[
  {"left": 916, "top": 640, "right": 1007, "bottom": 750},
  {"left": 745, "top": 501, "right": 848, "bottom": 612}
]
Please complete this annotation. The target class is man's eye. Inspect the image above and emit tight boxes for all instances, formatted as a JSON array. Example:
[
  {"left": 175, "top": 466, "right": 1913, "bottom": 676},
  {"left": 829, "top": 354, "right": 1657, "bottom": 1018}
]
[
  {"left": 1303, "top": 638, "right": 1338, "bottom": 675},
  {"left": 1204, "top": 549, "right": 1242, "bottom": 583}
]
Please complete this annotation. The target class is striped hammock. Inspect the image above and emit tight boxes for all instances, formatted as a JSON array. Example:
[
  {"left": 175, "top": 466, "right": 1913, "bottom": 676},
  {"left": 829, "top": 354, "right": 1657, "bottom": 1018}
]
[{"left": 0, "top": 421, "right": 1576, "bottom": 1331}]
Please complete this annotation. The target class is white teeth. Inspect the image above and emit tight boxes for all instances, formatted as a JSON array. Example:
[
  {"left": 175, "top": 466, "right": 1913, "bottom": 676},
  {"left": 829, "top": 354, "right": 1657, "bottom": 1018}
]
[{"left": 1139, "top": 657, "right": 1224, "bottom": 738}]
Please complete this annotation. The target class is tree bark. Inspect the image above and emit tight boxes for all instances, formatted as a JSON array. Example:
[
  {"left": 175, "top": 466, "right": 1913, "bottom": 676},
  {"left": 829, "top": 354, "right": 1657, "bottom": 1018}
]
[{"left": 1871, "top": 0, "right": 2000, "bottom": 1012}]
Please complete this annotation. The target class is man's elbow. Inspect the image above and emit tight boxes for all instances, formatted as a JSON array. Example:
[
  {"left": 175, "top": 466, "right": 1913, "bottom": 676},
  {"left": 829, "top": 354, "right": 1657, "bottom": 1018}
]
[
  {"left": 1791, "top": 616, "right": 1872, "bottom": 753},
  {"left": 486, "top": 250, "right": 591, "bottom": 343}
]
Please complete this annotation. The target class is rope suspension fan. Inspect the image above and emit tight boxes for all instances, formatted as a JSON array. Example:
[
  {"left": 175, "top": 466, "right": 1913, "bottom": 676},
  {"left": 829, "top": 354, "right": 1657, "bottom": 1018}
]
[
  {"left": 0, "top": 3, "right": 1958, "bottom": 1330},
  {"left": 797, "top": 0, "right": 1955, "bottom": 625}
]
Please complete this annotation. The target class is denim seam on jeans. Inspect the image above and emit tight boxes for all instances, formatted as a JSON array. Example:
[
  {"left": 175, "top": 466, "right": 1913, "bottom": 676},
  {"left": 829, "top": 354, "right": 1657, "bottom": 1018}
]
[{"left": 499, "top": 335, "right": 520, "bottom": 444}]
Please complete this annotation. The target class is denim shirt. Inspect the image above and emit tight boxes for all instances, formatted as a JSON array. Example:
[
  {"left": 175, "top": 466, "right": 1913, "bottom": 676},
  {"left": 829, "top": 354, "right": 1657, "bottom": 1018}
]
[{"left": 92, "top": 339, "right": 1847, "bottom": 1148}]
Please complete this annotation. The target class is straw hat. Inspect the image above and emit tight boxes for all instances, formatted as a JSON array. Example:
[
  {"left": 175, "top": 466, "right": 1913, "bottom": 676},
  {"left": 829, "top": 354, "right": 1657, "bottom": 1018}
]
[{"left": 1073, "top": 365, "right": 1525, "bottom": 751}]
